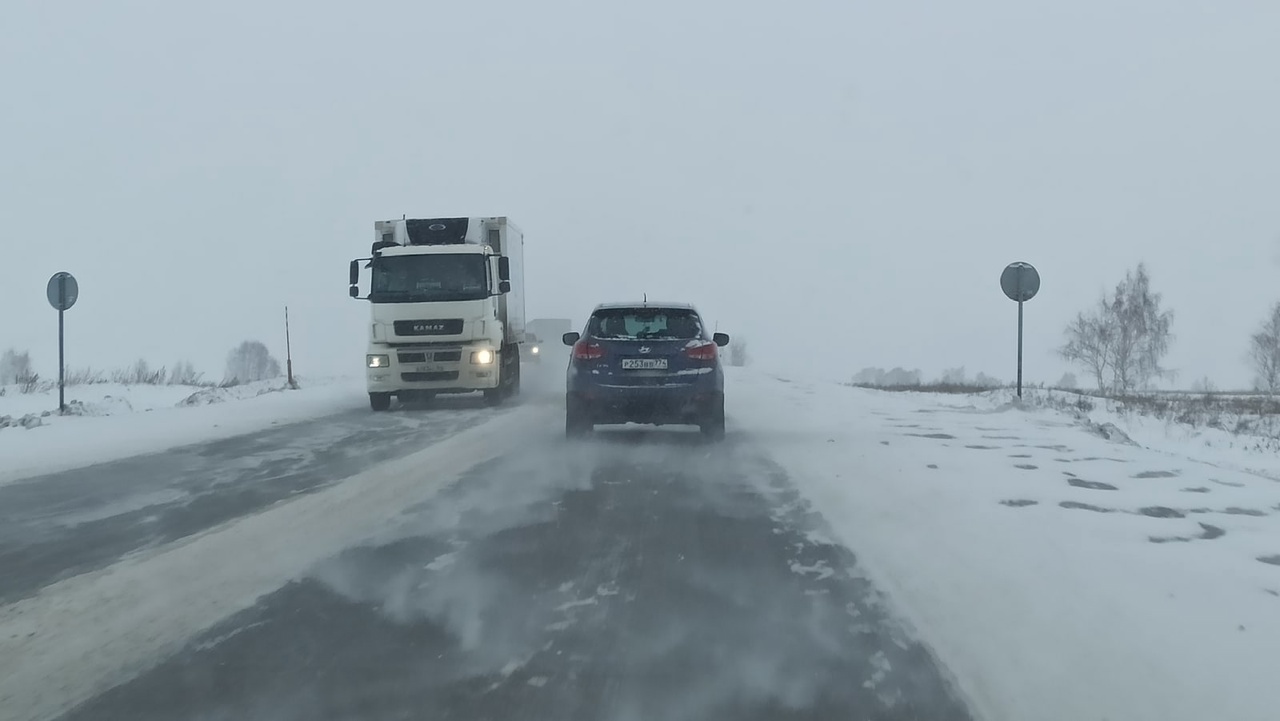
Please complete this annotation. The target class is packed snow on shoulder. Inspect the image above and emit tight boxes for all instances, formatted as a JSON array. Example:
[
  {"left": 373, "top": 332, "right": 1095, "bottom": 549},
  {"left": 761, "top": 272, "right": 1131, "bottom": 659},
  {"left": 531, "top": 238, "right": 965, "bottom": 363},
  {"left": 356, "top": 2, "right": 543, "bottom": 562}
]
[
  {"left": 0, "top": 376, "right": 365, "bottom": 484},
  {"left": 733, "top": 367, "right": 1280, "bottom": 721}
]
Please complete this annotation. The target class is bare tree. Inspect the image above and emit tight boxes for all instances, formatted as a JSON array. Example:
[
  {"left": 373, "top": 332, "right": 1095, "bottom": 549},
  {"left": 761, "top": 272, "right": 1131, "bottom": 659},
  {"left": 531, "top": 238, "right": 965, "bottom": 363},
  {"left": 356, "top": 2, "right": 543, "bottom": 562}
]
[
  {"left": 1059, "top": 310, "right": 1113, "bottom": 391},
  {"left": 114, "top": 358, "right": 167, "bottom": 385},
  {"left": 1054, "top": 372, "right": 1079, "bottom": 390},
  {"left": 224, "top": 341, "right": 282, "bottom": 384},
  {"left": 1190, "top": 376, "right": 1217, "bottom": 394},
  {"left": 972, "top": 372, "right": 1003, "bottom": 388},
  {"left": 1060, "top": 264, "right": 1174, "bottom": 394},
  {"left": 1108, "top": 264, "right": 1174, "bottom": 393},
  {"left": 169, "top": 360, "right": 204, "bottom": 386},
  {"left": 1250, "top": 301, "right": 1280, "bottom": 395},
  {"left": 852, "top": 367, "right": 886, "bottom": 386},
  {"left": 1, "top": 349, "right": 33, "bottom": 385}
]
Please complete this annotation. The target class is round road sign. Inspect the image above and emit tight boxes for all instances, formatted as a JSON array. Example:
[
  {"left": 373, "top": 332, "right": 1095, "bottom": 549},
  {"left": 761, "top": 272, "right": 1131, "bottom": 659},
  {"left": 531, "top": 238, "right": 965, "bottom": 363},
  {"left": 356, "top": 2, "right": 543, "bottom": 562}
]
[
  {"left": 46, "top": 272, "right": 79, "bottom": 311},
  {"left": 1000, "top": 262, "right": 1040, "bottom": 302}
]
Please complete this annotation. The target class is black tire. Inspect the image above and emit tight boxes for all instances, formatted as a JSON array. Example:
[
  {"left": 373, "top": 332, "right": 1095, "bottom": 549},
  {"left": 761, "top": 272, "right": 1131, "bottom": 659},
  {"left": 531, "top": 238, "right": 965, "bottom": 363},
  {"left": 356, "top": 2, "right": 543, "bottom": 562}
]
[
  {"left": 700, "top": 397, "right": 726, "bottom": 440},
  {"left": 509, "top": 352, "right": 522, "bottom": 398},
  {"left": 483, "top": 387, "right": 504, "bottom": 407},
  {"left": 369, "top": 392, "right": 392, "bottom": 412},
  {"left": 565, "top": 399, "right": 593, "bottom": 438}
]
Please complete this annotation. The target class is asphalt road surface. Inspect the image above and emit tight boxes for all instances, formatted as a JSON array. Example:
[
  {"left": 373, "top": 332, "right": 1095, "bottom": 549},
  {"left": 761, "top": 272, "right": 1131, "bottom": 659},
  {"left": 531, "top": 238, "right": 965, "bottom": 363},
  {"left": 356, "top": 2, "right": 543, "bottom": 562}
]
[{"left": 3, "top": 361, "right": 975, "bottom": 721}]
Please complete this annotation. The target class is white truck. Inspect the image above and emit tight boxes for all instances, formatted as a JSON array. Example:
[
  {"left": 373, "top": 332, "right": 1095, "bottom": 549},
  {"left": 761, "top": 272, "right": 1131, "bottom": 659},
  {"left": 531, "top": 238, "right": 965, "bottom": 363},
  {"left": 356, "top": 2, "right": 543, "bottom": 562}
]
[{"left": 348, "top": 216, "right": 525, "bottom": 411}]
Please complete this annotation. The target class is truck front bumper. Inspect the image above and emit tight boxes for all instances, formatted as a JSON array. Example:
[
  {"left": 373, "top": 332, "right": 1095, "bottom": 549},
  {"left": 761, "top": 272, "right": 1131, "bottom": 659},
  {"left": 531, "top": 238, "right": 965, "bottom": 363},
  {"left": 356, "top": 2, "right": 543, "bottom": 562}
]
[{"left": 366, "top": 343, "right": 501, "bottom": 394}]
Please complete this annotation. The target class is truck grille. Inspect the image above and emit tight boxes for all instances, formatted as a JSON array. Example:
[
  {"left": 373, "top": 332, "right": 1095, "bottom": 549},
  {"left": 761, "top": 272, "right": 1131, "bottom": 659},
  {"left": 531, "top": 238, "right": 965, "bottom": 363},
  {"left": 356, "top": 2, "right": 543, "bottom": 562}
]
[
  {"left": 401, "top": 371, "right": 460, "bottom": 383},
  {"left": 394, "top": 319, "right": 464, "bottom": 336},
  {"left": 397, "top": 350, "right": 463, "bottom": 364}
]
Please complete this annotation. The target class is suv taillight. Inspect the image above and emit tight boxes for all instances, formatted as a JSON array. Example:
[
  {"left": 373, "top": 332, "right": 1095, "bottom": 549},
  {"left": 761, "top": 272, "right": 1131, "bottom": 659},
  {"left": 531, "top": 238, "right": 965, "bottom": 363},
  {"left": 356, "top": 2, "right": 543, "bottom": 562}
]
[
  {"left": 685, "top": 341, "right": 718, "bottom": 361},
  {"left": 573, "top": 341, "right": 606, "bottom": 361}
]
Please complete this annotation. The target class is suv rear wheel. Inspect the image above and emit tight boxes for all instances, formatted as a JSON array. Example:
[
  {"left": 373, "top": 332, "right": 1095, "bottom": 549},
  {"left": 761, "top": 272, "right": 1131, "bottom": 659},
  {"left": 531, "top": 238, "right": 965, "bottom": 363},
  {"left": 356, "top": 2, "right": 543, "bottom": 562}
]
[
  {"left": 700, "top": 397, "right": 726, "bottom": 440},
  {"left": 566, "top": 398, "right": 593, "bottom": 437}
]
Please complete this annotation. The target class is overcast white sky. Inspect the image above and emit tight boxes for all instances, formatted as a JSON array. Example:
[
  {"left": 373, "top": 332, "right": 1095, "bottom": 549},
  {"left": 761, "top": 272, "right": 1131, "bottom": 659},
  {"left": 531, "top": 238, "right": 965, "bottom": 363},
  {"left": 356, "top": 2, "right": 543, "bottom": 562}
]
[{"left": 3, "top": 0, "right": 1278, "bottom": 388}]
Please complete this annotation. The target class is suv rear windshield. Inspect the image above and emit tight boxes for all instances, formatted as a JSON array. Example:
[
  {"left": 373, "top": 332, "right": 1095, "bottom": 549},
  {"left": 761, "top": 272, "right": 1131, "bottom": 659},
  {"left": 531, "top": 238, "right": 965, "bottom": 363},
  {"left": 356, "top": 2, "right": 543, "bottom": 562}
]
[{"left": 587, "top": 308, "right": 704, "bottom": 340}]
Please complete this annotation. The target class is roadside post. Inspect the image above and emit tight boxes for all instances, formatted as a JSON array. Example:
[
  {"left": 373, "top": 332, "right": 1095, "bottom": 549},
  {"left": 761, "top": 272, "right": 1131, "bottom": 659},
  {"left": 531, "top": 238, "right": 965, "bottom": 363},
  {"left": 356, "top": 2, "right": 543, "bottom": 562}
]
[
  {"left": 1000, "top": 262, "right": 1040, "bottom": 398},
  {"left": 45, "top": 272, "right": 79, "bottom": 413}
]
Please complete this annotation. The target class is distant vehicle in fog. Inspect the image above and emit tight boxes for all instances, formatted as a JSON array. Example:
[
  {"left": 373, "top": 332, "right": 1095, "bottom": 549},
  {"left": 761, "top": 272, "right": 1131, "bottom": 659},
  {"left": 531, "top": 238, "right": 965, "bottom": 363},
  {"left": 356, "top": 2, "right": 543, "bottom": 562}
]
[
  {"left": 526, "top": 319, "right": 573, "bottom": 358},
  {"left": 523, "top": 333, "right": 544, "bottom": 363},
  {"left": 562, "top": 302, "right": 729, "bottom": 439}
]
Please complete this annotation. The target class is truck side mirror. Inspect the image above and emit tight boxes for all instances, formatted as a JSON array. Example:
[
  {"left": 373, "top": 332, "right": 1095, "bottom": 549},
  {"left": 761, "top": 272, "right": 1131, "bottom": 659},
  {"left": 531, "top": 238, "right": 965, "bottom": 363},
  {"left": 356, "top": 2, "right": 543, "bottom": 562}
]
[
  {"left": 349, "top": 286, "right": 359, "bottom": 298},
  {"left": 349, "top": 259, "right": 360, "bottom": 285},
  {"left": 499, "top": 281, "right": 511, "bottom": 294},
  {"left": 498, "top": 256, "right": 511, "bottom": 281},
  {"left": 713, "top": 332, "right": 730, "bottom": 347},
  {"left": 562, "top": 332, "right": 580, "bottom": 346}
]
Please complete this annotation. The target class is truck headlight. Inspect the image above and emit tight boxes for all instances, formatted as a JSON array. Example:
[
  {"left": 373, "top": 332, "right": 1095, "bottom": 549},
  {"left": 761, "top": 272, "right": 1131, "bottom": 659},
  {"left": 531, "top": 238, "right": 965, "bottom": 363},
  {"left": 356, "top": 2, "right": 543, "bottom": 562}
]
[
  {"left": 367, "top": 354, "right": 390, "bottom": 368},
  {"left": 471, "top": 349, "right": 495, "bottom": 365},
  {"left": 531, "top": 346, "right": 540, "bottom": 355}
]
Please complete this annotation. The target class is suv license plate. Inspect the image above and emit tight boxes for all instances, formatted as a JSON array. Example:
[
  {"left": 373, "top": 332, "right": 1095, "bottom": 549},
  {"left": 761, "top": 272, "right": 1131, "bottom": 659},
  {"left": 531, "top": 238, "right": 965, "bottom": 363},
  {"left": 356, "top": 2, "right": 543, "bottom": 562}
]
[{"left": 622, "top": 358, "right": 668, "bottom": 370}]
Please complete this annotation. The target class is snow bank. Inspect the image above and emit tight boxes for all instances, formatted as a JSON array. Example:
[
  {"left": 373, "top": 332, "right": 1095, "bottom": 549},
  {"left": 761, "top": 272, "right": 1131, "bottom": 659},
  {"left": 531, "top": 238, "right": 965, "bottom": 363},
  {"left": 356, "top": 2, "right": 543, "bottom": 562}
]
[
  {"left": 732, "top": 369, "right": 1280, "bottom": 721},
  {"left": 0, "top": 377, "right": 366, "bottom": 484},
  {"left": 967, "top": 388, "right": 1280, "bottom": 482}
]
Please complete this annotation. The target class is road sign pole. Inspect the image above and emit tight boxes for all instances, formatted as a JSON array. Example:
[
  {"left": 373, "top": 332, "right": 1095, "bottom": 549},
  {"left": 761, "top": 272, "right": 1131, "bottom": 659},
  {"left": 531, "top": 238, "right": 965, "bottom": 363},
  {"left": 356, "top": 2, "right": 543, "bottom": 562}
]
[
  {"left": 58, "top": 275, "right": 66, "bottom": 413},
  {"left": 46, "top": 271, "right": 79, "bottom": 414},
  {"left": 1017, "top": 300, "right": 1024, "bottom": 399},
  {"left": 1000, "top": 261, "right": 1040, "bottom": 401},
  {"left": 285, "top": 306, "right": 296, "bottom": 389}
]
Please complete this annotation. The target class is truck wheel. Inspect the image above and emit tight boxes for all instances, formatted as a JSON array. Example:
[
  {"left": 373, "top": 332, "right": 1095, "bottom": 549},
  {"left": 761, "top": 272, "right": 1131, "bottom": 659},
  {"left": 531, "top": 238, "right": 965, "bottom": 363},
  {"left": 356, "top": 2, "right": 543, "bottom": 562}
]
[
  {"left": 510, "top": 356, "right": 522, "bottom": 397},
  {"left": 700, "top": 398, "right": 726, "bottom": 440},
  {"left": 369, "top": 393, "right": 392, "bottom": 412},
  {"left": 483, "top": 386, "right": 505, "bottom": 407}
]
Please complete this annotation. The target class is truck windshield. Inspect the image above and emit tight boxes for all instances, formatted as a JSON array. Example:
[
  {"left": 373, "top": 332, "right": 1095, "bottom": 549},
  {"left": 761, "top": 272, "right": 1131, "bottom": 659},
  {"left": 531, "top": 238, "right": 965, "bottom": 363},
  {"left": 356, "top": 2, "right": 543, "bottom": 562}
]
[{"left": 370, "top": 254, "right": 489, "bottom": 303}]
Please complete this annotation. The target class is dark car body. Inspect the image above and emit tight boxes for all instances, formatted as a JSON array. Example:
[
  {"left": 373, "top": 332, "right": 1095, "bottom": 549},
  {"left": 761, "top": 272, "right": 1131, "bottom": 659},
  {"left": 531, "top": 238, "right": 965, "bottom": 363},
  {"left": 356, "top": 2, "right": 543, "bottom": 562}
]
[{"left": 563, "top": 303, "right": 729, "bottom": 438}]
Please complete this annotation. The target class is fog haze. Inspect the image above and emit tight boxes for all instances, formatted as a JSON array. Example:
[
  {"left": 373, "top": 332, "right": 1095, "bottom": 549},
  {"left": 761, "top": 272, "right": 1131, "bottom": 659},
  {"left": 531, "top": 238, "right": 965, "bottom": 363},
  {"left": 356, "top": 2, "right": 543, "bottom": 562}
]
[{"left": 4, "top": 0, "right": 1277, "bottom": 387}]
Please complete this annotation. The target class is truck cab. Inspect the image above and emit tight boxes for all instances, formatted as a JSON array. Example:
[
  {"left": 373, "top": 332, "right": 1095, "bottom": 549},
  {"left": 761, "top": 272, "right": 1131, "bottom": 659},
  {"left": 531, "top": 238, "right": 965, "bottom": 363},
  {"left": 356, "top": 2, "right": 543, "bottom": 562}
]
[{"left": 349, "top": 217, "right": 525, "bottom": 411}]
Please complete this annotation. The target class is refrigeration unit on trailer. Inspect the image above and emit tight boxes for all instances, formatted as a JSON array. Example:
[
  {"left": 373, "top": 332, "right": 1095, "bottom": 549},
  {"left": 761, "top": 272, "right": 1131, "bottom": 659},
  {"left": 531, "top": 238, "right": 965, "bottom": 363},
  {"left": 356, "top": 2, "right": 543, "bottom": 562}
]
[{"left": 348, "top": 216, "right": 525, "bottom": 411}]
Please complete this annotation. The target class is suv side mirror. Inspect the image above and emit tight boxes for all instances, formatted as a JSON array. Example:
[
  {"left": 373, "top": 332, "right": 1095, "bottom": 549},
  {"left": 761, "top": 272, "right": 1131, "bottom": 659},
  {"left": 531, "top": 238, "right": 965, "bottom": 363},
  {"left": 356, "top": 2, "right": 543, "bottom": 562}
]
[
  {"left": 562, "top": 332, "right": 581, "bottom": 346},
  {"left": 713, "top": 332, "right": 730, "bottom": 347},
  {"left": 498, "top": 256, "right": 511, "bottom": 281},
  {"left": 498, "top": 280, "right": 511, "bottom": 294}
]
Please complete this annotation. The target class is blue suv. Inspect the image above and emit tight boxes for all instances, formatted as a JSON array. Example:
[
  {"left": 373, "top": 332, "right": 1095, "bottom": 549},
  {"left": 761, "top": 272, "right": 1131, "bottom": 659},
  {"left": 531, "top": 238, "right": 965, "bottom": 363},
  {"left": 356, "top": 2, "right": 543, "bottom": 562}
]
[{"left": 562, "top": 303, "right": 730, "bottom": 439}]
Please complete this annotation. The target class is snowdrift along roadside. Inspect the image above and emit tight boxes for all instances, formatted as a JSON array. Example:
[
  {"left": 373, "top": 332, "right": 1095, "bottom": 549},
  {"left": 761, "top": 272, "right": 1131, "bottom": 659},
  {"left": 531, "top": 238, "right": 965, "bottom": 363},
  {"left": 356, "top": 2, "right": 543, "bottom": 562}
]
[
  {"left": 0, "top": 377, "right": 366, "bottom": 484},
  {"left": 733, "top": 368, "right": 1280, "bottom": 721}
]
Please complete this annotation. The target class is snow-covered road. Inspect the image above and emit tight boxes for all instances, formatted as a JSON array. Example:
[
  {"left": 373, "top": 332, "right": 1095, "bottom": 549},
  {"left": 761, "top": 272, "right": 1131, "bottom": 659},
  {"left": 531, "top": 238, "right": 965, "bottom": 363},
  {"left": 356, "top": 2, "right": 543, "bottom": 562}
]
[
  {"left": 0, "top": 363, "right": 972, "bottom": 721},
  {"left": 1, "top": 364, "right": 1277, "bottom": 721}
]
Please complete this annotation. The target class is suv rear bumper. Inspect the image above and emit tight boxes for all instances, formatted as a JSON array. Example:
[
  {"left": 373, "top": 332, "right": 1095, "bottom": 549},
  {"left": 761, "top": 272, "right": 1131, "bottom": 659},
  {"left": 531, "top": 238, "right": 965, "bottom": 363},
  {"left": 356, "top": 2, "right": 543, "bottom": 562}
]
[{"left": 568, "top": 386, "right": 722, "bottom": 425}]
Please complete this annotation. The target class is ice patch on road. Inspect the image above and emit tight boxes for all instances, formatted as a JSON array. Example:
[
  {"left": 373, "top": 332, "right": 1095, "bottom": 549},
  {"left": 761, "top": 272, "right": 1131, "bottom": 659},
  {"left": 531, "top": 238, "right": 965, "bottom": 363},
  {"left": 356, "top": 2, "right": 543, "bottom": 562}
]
[
  {"left": 789, "top": 559, "right": 835, "bottom": 581},
  {"left": 554, "top": 597, "right": 599, "bottom": 612}
]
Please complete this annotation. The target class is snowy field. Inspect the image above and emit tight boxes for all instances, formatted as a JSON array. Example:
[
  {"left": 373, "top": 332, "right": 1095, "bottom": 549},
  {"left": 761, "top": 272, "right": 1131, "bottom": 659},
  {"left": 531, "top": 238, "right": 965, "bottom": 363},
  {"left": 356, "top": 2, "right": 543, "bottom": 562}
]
[
  {"left": 737, "top": 368, "right": 1280, "bottom": 721},
  {"left": 0, "top": 377, "right": 366, "bottom": 484}
]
